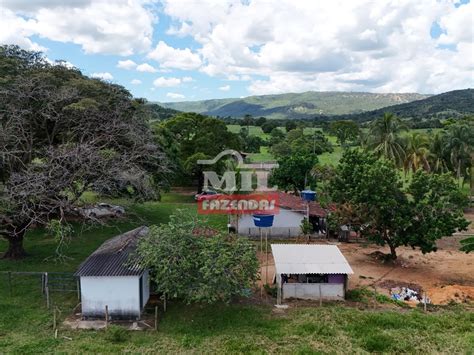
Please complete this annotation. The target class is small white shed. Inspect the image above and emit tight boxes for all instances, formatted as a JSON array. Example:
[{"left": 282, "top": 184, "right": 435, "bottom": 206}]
[
  {"left": 75, "top": 226, "right": 150, "bottom": 320},
  {"left": 271, "top": 244, "right": 353, "bottom": 302}
]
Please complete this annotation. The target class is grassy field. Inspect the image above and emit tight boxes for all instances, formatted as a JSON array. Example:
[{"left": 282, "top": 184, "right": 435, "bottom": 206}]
[{"left": 0, "top": 193, "right": 473, "bottom": 353}]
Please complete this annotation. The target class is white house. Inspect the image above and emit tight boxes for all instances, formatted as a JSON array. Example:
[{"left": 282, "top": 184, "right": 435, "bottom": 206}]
[
  {"left": 271, "top": 244, "right": 353, "bottom": 303},
  {"left": 236, "top": 192, "right": 331, "bottom": 238},
  {"left": 75, "top": 226, "right": 150, "bottom": 320}
]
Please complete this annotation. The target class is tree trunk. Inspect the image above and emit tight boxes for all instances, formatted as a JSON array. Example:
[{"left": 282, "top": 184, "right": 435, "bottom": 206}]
[
  {"left": 3, "top": 233, "right": 27, "bottom": 259},
  {"left": 388, "top": 243, "right": 397, "bottom": 260},
  {"left": 197, "top": 170, "right": 204, "bottom": 194}
]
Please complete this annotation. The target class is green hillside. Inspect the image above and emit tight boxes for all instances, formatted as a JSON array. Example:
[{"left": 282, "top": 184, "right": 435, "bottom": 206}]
[
  {"left": 331, "top": 88, "right": 474, "bottom": 122},
  {"left": 144, "top": 102, "right": 180, "bottom": 121},
  {"left": 160, "top": 91, "right": 429, "bottom": 119}
]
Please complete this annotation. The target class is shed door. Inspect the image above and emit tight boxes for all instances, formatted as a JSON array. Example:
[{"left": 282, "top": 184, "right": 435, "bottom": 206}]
[{"left": 139, "top": 276, "right": 143, "bottom": 310}]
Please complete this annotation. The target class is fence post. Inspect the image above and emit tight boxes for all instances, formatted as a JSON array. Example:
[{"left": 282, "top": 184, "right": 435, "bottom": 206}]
[
  {"left": 53, "top": 307, "right": 57, "bottom": 332},
  {"left": 105, "top": 305, "right": 109, "bottom": 328},
  {"left": 319, "top": 284, "right": 322, "bottom": 306},
  {"left": 8, "top": 272, "right": 12, "bottom": 297},
  {"left": 45, "top": 272, "right": 50, "bottom": 309},
  {"left": 154, "top": 306, "right": 158, "bottom": 331},
  {"left": 373, "top": 286, "right": 377, "bottom": 309},
  {"left": 423, "top": 292, "right": 427, "bottom": 312},
  {"left": 76, "top": 279, "right": 80, "bottom": 300}
]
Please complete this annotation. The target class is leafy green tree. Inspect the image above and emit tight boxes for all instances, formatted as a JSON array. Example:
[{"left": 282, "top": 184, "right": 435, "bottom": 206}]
[
  {"left": 270, "top": 128, "right": 332, "bottom": 158},
  {"left": 270, "top": 141, "right": 292, "bottom": 158},
  {"left": 330, "top": 150, "right": 468, "bottom": 259},
  {"left": 261, "top": 120, "right": 280, "bottom": 134},
  {"left": 239, "top": 127, "right": 265, "bottom": 153},
  {"left": 135, "top": 211, "right": 259, "bottom": 304},
  {"left": 240, "top": 114, "right": 255, "bottom": 127},
  {"left": 405, "top": 171, "right": 469, "bottom": 254},
  {"left": 285, "top": 120, "right": 297, "bottom": 132},
  {"left": 365, "top": 113, "right": 407, "bottom": 166},
  {"left": 255, "top": 116, "right": 267, "bottom": 126},
  {"left": 268, "top": 127, "right": 286, "bottom": 146},
  {"left": 270, "top": 154, "right": 318, "bottom": 192},
  {"left": 329, "top": 120, "right": 360, "bottom": 147},
  {"left": 157, "top": 112, "right": 241, "bottom": 192}
]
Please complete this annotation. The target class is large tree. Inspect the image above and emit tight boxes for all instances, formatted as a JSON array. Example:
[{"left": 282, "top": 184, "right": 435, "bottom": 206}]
[
  {"left": 330, "top": 150, "right": 468, "bottom": 259},
  {"left": 0, "top": 46, "right": 168, "bottom": 259},
  {"left": 135, "top": 211, "right": 259, "bottom": 304},
  {"left": 156, "top": 112, "right": 241, "bottom": 192},
  {"left": 328, "top": 120, "right": 360, "bottom": 148},
  {"left": 270, "top": 154, "right": 318, "bottom": 193}
]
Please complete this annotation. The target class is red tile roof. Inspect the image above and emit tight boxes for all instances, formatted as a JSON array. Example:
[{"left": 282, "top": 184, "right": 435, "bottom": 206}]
[{"left": 276, "top": 192, "right": 331, "bottom": 217}]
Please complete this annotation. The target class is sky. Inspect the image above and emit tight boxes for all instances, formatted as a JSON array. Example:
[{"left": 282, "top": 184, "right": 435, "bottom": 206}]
[{"left": 0, "top": 0, "right": 472, "bottom": 103}]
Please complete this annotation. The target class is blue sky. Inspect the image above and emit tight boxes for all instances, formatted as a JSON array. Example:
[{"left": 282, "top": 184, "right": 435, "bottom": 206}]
[{"left": 1, "top": 0, "right": 472, "bottom": 102}]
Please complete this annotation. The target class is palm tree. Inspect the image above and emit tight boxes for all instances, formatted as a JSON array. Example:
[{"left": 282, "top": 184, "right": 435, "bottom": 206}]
[
  {"left": 429, "top": 131, "right": 449, "bottom": 173},
  {"left": 444, "top": 124, "right": 473, "bottom": 185},
  {"left": 403, "top": 132, "right": 430, "bottom": 174},
  {"left": 366, "top": 113, "right": 407, "bottom": 167}
]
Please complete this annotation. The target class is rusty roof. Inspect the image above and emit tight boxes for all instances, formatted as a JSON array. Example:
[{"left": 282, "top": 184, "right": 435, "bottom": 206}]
[
  {"left": 276, "top": 192, "right": 332, "bottom": 217},
  {"left": 75, "top": 226, "right": 149, "bottom": 277}
]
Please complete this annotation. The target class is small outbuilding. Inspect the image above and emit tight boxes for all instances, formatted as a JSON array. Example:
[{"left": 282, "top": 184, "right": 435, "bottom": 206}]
[
  {"left": 271, "top": 244, "right": 353, "bottom": 302},
  {"left": 236, "top": 192, "right": 332, "bottom": 238},
  {"left": 75, "top": 226, "right": 150, "bottom": 320}
]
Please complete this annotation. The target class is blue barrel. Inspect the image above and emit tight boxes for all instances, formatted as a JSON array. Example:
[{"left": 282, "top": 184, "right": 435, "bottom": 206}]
[
  {"left": 301, "top": 190, "right": 317, "bottom": 201},
  {"left": 252, "top": 214, "right": 274, "bottom": 227}
]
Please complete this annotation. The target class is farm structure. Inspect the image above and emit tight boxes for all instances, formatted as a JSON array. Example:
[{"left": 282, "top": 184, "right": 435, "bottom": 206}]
[
  {"left": 271, "top": 244, "right": 353, "bottom": 302},
  {"left": 236, "top": 192, "right": 331, "bottom": 238},
  {"left": 75, "top": 226, "right": 150, "bottom": 320}
]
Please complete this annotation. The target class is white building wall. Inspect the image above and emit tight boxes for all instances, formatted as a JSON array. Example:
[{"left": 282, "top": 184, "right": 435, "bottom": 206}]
[
  {"left": 282, "top": 283, "right": 345, "bottom": 300},
  {"left": 141, "top": 270, "right": 150, "bottom": 307},
  {"left": 80, "top": 276, "right": 141, "bottom": 319},
  {"left": 238, "top": 209, "right": 305, "bottom": 237}
]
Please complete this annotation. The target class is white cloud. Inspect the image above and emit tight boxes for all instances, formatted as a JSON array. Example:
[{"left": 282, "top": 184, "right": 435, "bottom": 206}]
[
  {"left": 166, "top": 92, "right": 185, "bottom": 99},
  {"left": 148, "top": 41, "right": 202, "bottom": 70},
  {"left": 131, "top": 79, "right": 142, "bottom": 85},
  {"left": 0, "top": 9, "right": 46, "bottom": 51},
  {"left": 162, "top": 0, "right": 473, "bottom": 94},
  {"left": 153, "top": 77, "right": 182, "bottom": 87},
  {"left": 182, "top": 76, "right": 194, "bottom": 82},
  {"left": 91, "top": 72, "right": 113, "bottom": 80},
  {"left": 219, "top": 85, "right": 230, "bottom": 91},
  {"left": 136, "top": 63, "right": 157, "bottom": 73},
  {"left": 117, "top": 59, "right": 137, "bottom": 70},
  {"left": 1, "top": 0, "right": 154, "bottom": 55}
]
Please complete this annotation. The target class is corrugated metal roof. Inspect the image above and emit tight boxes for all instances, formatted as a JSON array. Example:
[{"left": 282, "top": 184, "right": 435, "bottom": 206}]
[
  {"left": 75, "top": 226, "right": 149, "bottom": 277},
  {"left": 271, "top": 244, "right": 353, "bottom": 275}
]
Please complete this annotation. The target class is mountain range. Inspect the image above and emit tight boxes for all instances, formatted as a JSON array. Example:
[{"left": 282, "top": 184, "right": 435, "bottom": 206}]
[
  {"left": 160, "top": 91, "right": 430, "bottom": 119},
  {"left": 158, "top": 89, "right": 473, "bottom": 121}
]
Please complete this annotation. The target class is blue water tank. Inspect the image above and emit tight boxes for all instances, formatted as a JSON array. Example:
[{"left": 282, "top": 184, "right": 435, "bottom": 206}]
[
  {"left": 301, "top": 190, "right": 317, "bottom": 201},
  {"left": 252, "top": 214, "right": 274, "bottom": 227}
]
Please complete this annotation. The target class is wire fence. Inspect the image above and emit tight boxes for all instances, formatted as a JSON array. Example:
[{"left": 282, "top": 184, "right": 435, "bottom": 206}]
[{"left": 1, "top": 271, "right": 80, "bottom": 308}]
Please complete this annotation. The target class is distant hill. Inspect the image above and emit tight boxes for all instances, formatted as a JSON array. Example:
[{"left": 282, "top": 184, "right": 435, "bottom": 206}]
[
  {"left": 160, "top": 91, "right": 429, "bottom": 119},
  {"left": 330, "top": 89, "right": 474, "bottom": 122},
  {"left": 144, "top": 103, "right": 180, "bottom": 121}
]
